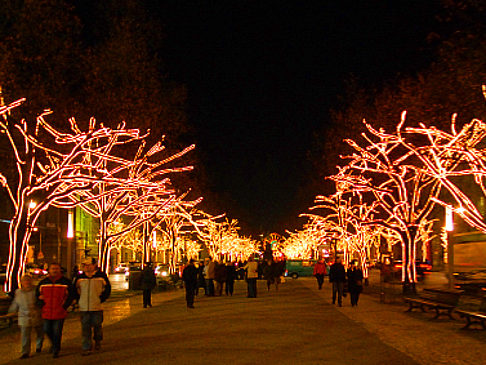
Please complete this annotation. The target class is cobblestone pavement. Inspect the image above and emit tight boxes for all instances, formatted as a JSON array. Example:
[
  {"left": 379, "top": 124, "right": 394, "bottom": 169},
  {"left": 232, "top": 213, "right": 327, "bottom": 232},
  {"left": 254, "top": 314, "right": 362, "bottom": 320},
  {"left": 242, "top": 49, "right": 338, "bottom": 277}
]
[{"left": 0, "top": 276, "right": 484, "bottom": 365}]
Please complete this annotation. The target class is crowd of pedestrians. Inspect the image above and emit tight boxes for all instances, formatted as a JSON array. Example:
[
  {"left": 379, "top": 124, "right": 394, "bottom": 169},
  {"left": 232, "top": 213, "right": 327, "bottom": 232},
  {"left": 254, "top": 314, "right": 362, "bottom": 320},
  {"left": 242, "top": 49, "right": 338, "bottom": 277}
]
[
  {"left": 179, "top": 256, "right": 287, "bottom": 304},
  {"left": 6, "top": 254, "right": 365, "bottom": 359}
]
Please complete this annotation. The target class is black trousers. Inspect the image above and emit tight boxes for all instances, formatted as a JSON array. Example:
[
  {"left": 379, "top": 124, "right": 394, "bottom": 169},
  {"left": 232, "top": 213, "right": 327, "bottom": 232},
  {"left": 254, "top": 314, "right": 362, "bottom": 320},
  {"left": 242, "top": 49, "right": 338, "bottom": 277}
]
[
  {"left": 315, "top": 274, "right": 324, "bottom": 289},
  {"left": 142, "top": 289, "right": 152, "bottom": 307},
  {"left": 349, "top": 289, "right": 361, "bottom": 306},
  {"left": 225, "top": 280, "right": 234, "bottom": 295},
  {"left": 185, "top": 284, "right": 195, "bottom": 307}
]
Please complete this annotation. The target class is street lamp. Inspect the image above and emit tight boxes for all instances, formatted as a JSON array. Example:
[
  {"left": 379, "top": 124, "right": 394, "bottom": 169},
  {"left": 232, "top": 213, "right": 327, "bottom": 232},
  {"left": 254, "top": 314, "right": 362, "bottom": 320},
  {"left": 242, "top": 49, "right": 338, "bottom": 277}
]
[{"left": 445, "top": 206, "right": 454, "bottom": 289}]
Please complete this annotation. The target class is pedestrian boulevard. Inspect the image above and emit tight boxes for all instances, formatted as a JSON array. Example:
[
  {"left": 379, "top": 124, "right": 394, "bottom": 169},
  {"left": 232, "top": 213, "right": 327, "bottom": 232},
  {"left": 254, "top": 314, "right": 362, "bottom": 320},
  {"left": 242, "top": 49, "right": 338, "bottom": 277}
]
[{"left": 1, "top": 278, "right": 485, "bottom": 364}]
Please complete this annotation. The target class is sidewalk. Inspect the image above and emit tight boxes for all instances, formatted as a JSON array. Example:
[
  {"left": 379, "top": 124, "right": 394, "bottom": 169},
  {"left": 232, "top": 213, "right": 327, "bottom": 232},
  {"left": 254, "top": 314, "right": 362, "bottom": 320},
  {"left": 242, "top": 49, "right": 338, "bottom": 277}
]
[
  {"left": 1, "top": 278, "right": 485, "bottom": 364},
  {"left": 301, "top": 276, "right": 486, "bottom": 365},
  {"left": 0, "top": 288, "right": 184, "bottom": 364},
  {"left": 1, "top": 280, "right": 419, "bottom": 365}
]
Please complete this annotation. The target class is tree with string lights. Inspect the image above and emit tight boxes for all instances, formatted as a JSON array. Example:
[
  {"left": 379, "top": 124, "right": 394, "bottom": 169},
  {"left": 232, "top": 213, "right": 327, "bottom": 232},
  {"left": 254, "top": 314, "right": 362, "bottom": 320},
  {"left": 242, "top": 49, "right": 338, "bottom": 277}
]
[
  {"left": 150, "top": 199, "right": 203, "bottom": 273},
  {"left": 330, "top": 112, "right": 441, "bottom": 293},
  {"left": 63, "top": 136, "right": 196, "bottom": 272},
  {"left": 0, "top": 99, "right": 152, "bottom": 292},
  {"left": 305, "top": 191, "right": 385, "bottom": 279}
]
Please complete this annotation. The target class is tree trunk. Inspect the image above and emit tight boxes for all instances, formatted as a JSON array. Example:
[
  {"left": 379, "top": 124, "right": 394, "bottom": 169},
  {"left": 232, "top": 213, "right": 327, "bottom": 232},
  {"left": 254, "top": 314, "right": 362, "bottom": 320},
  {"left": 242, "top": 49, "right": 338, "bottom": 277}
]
[
  {"left": 98, "top": 221, "right": 110, "bottom": 273},
  {"left": 401, "top": 232, "right": 417, "bottom": 295},
  {"left": 5, "top": 212, "right": 32, "bottom": 293}
]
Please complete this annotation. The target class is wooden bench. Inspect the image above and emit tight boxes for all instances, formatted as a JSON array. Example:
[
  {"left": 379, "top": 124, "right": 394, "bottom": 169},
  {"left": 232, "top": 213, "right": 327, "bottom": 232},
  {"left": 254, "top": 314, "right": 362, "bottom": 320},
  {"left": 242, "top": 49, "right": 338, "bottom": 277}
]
[
  {"left": 454, "top": 295, "right": 486, "bottom": 329},
  {"left": 404, "top": 288, "right": 463, "bottom": 319}
]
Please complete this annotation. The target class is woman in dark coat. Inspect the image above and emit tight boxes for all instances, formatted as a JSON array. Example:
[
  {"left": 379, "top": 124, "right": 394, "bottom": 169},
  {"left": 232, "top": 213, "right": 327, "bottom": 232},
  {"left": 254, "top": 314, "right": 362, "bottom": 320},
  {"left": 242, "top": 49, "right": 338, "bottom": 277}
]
[
  {"left": 225, "top": 262, "right": 236, "bottom": 296},
  {"left": 347, "top": 259, "right": 364, "bottom": 307},
  {"left": 213, "top": 261, "right": 227, "bottom": 296},
  {"left": 140, "top": 263, "right": 156, "bottom": 308}
]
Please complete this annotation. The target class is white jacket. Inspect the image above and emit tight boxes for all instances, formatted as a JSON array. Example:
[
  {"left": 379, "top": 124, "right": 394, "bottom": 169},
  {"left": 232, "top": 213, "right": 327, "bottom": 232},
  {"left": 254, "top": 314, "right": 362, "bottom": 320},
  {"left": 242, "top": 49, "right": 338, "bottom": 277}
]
[
  {"left": 75, "top": 271, "right": 111, "bottom": 312},
  {"left": 8, "top": 288, "right": 42, "bottom": 327}
]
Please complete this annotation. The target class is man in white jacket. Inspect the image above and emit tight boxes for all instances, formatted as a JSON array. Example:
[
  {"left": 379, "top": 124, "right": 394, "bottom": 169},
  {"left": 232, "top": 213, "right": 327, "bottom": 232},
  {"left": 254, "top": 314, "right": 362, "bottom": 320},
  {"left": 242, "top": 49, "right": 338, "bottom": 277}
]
[{"left": 74, "top": 258, "right": 111, "bottom": 356}]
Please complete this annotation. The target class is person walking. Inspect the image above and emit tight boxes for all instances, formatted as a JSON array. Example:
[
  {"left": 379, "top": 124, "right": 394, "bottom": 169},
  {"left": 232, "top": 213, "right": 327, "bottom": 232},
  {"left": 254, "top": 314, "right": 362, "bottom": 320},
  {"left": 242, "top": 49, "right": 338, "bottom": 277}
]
[
  {"left": 196, "top": 261, "right": 206, "bottom": 296},
  {"left": 214, "top": 260, "right": 227, "bottom": 296},
  {"left": 313, "top": 258, "right": 327, "bottom": 290},
  {"left": 74, "top": 258, "right": 111, "bottom": 355},
  {"left": 140, "top": 263, "right": 156, "bottom": 308},
  {"left": 205, "top": 258, "right": 215, "bottom": 296},
  {"left": 329, "top": 257, "right": 346, "bottom": 307},
  {"left": 36, "top": 262, "right": 75, "bottom": 358},
  {"left": 9, "top": 275, "right": 43, "bottom": 359},
  {"left": 347, "top": 259, "right": 364, "bottom": 307},
  {"left": 263, "top": 259, "right": 275, "bottom": 292},
  {"left": 182, "top": 259, "right": 198, "bottom": 308},
  {"left": 244, "top": 257, "right": 259, "bottom": 298},
  {"left": 225, "top": 261, "right": 236, "bottom": 296}
]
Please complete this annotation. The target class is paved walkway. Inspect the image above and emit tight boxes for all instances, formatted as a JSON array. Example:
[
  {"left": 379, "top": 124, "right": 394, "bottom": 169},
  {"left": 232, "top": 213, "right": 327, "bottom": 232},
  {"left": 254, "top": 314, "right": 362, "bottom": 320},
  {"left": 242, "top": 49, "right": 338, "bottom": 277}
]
[{"left": 1, "top": 277, "right": 485, "bottom": 364}]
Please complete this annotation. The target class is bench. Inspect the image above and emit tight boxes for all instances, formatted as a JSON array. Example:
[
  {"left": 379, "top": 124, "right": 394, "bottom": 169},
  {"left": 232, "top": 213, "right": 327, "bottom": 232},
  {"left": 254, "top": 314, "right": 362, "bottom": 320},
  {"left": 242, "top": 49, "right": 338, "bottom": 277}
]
[
  {"left": 454, "top": 295, "right": 486, "bottom": 329},
  {"left": 404, "top": 288, "right": 463, "bottom": 319}
]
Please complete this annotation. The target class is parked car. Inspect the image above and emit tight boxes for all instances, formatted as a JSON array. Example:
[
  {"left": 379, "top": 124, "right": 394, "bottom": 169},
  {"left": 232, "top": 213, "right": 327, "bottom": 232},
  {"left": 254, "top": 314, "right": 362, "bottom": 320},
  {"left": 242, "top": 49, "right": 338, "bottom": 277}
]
[
  {"left": 25, "top": 264, "right": 48, "bottom": 279},
  {"left": 155, "top": 264, "right": 170, "bottom": 278},
  {"left": 124, "top": 262, "right": 142, "bottom": 281},
  {"left": 114, "top": 263, "right": 129, "bottom": 274}
]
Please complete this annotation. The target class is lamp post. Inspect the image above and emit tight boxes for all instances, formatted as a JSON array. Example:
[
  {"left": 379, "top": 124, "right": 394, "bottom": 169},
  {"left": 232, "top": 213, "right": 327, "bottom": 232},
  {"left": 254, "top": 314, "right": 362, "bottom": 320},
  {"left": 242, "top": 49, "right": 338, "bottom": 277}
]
[{"left": 445, "top": 206, "right": 454, "bottom": 289}]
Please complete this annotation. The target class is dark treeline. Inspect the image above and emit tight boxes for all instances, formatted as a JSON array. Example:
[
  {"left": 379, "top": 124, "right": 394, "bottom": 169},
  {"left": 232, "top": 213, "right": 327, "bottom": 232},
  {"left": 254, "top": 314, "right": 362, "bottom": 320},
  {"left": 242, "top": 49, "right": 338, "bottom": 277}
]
[
  {"left": 0, "top": 0, "right": 225, "bottom": 211},
  {"left": 310, "top": 0, "right": 486, "bottom": 197}
]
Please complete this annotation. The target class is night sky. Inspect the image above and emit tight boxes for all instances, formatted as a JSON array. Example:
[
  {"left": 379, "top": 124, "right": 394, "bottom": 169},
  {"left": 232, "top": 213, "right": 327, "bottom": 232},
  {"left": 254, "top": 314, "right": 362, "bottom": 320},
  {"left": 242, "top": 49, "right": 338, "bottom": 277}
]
[{"left": 155, "top": 1, "right": 439, "bottom": 235}]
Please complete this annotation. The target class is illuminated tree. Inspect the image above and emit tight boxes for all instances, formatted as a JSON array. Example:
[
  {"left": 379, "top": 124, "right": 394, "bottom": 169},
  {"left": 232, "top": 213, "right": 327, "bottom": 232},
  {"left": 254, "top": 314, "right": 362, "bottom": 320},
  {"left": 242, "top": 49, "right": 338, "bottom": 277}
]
[
  {"left": 330, "top": 113, "right": 441, "bottom": 292},
  {"left": 66, "top": 138, "right": 196, "bottom": 272},
  {"left": 150, "top": 199, "right": 203, "bottom": 273},
  {"left": 0, "top": 100, "right": 150, "bottom": 292},
  {"left": 282, "top": 227, "right": 323, "bottom": 260},
  {"left": 306, "top": 192, "right": 383, "bottom": 278},
  {"left": 192, "top": 214, "right": 258, "bottom": 261},
  {"left": 402, "top": 110, "right": 486, "bottom": 232}
]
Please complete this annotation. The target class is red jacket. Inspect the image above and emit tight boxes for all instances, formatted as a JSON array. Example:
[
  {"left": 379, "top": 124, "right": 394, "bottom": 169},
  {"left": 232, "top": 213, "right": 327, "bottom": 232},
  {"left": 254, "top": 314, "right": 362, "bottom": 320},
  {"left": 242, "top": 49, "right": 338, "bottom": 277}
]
[
  {"left": 313, "top": 261, "right": 327, "bottom": 275},
  {"left": 36, "top": 275, "right": 75, "bottom": 320}
]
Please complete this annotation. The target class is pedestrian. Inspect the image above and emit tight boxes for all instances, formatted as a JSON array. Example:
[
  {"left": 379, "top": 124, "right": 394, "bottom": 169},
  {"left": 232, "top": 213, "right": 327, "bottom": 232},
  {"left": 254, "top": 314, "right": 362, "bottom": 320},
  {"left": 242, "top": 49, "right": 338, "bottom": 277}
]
[
  {"left": 244, "top": 257, "right": 259, "bottom": 298},
  {"left": 140, "top": 262, "right": 156, "bottom": 308},
  {"left": 196, "top": 261, "right": 206, "bottom": 296},
  {"left": 274, "top": 258, "right": 286, "bottom": 291},
  {"left": 74, "top": 258, "right": 111, "bottom": 355},
  {"left": 347, "top": 259, "right": 364, "bottom": 307},
  {"left": 205, "top": 257, "right": 215, "bottom": 296},
  {"left": 182, "top": 259, "right": 198, "bottom": 308},
  {"left": 263, "top": 259, "right": 275, "bottom": 291},
  {"left": 313, "top": 258, "right": 327, "bottom": 290},
  {"left": 214, "top": 260, "right": 227, "bottom": 296},
  {"left": 9, "top": 275, "right": 43, "bottom": 359},
  {"left": 36, "top": 262, "right": 75, "bottom": 358},
  {"left": 329, "top": 257, "right": 346, "bottom": 307},
  {"left": 225, "top": 261, "right": 236, "bottom": 296}
]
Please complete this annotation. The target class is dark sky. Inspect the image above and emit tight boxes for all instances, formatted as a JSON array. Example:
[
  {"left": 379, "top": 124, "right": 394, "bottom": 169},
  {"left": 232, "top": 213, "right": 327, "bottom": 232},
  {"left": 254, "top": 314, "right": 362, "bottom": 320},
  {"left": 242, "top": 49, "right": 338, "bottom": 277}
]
[{"left": 155, "top": 1, "right": 439, "bottom": 235}]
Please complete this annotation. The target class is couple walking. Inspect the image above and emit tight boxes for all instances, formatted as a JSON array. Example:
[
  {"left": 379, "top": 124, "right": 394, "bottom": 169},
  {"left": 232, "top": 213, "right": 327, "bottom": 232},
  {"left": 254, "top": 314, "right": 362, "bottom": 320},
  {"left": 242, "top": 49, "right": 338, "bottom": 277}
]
[{"left": 327, "top": 257, "right": 363, "bottom": 307}]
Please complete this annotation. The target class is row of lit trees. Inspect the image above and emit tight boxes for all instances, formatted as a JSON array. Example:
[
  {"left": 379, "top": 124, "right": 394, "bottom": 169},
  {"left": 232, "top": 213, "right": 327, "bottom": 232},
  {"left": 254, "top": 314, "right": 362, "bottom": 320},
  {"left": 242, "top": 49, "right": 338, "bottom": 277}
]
[
  {"left": 0, "top": 99, "right": 201, "bottom": 291},
  {"left": 0, "top": 99, "right": 260, "bottom": 291},
  {"left": 289, "top": 88, "right": 486, "bottom": 293}
]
